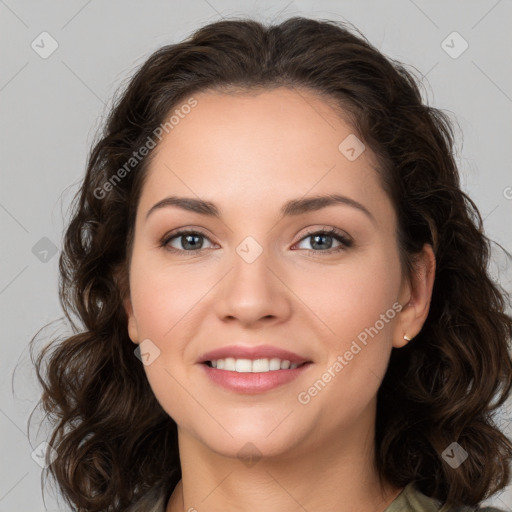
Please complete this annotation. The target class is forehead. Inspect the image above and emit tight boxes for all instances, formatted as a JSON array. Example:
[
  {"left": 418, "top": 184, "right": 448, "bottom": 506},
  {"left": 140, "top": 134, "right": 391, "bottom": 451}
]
[{"left": 138, "top": 87, "right": 392, "bottom": 224}]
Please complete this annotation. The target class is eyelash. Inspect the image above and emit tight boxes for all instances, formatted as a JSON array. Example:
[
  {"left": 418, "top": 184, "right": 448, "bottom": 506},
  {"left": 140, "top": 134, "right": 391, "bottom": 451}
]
[{"left": 159, "top": 227, "right": 353, "bottom": 256}]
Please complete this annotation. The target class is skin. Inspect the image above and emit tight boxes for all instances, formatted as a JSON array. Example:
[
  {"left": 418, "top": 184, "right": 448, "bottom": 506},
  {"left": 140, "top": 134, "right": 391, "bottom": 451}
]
[{"left": 123, "top": 87, "right": 436, "bottom": 512}]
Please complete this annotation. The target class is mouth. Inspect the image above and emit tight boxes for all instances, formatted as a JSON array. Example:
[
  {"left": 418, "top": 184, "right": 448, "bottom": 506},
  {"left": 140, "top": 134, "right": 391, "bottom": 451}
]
[{"left": 197, "top": 344, "right": 313, "bottom": 393}]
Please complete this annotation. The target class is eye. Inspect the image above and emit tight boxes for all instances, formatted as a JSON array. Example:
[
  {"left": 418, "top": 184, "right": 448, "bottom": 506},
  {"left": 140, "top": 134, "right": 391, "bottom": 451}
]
[
  {"left": 293, "top": 227, "right": 353, "bottom": 254},
  {"left": 159, "top": 227, "right": 353, "bottom": 255},
  {"left": 159, "top": 230, "right": 215, "bottom": 253}
]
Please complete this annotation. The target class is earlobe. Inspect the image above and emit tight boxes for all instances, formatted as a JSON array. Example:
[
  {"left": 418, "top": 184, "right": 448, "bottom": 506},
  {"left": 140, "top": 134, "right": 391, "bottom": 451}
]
[
  {"left": 393, "top": 333, "right": 413, "bottom": 349},
  {"left": 393, "top": 243, "right": 436, "bottom": 348}
]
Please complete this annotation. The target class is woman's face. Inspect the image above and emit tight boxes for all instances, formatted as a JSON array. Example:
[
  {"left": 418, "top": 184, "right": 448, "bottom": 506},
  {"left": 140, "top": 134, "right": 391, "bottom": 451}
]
[{"left": 124, "top": 87, "right": 418, "bottom": 458}]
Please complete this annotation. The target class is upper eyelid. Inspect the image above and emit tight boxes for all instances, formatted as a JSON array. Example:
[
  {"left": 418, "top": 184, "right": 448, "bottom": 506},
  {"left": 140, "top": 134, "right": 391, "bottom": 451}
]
[{"left": 300, "top": 226, "right": 351, "bottom": 240}]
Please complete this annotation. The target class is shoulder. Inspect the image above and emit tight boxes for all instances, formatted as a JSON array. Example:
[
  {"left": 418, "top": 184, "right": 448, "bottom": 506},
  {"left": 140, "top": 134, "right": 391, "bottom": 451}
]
[
  {"left": 472, "top": 508, "right": 507, "bottom": 512},
  {"left": 385, "top": 482, "right": 506, "bottom": 512},
  {"left": 442, "top": 506, "right": 505, "bottom": 511}
]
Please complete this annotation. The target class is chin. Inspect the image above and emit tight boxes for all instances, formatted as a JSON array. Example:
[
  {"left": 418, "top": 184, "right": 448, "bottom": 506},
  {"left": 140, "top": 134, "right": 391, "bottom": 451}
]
[
  {"left": 192, "top": 417, "right": 311, "bottom": 461},
  {"left": 208, "top": 436, "right": 299, "bottom": 462}
]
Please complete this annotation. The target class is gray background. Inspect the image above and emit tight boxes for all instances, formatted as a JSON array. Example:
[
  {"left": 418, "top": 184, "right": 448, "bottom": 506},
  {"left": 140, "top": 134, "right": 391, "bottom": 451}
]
[{"left": 1, "top": 0, "right": 512, "bottom": 510}]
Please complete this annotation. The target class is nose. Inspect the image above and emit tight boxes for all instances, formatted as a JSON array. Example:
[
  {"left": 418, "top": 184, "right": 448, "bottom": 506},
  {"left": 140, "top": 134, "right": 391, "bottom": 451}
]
[{"left": 213, "top": 244, "right": 293, "bottom": 328}]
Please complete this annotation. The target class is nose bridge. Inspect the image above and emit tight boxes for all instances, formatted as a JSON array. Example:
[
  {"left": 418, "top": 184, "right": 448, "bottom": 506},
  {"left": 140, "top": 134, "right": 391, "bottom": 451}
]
[{"left": 214, "top": 234, "right": 291, "bottom": 324}]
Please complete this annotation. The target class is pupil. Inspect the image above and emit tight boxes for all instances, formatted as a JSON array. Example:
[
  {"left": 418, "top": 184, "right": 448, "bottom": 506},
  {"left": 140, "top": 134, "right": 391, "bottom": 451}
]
[
  {"left": 183, "top": 234, "right": 201, "bottom": 250},
  {"left": 312, "top": 234, "right": 332, "bottom": 250}
]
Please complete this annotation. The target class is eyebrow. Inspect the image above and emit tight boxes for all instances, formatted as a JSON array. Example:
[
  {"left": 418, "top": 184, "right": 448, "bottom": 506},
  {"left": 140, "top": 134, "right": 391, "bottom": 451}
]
[{"left": 145, "top": 193, "right": 376, "bottom": 225}]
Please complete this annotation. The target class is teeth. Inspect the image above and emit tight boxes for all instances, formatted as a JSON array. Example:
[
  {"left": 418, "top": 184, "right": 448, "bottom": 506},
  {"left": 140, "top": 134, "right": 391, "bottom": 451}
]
[{"left": 209, "top": 357, "right": 301, "bottom": 372}]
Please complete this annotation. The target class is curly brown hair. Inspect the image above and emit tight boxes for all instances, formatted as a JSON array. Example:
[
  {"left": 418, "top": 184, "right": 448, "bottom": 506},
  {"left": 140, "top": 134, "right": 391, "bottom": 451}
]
[{"left": 27, "top": 15, "right": 512, "bottom": 511}]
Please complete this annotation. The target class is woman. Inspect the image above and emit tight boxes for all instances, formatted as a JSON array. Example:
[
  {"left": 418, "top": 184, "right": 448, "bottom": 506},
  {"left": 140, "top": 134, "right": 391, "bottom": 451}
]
[{"left": 31, "top": 16, "right": 512, "bottom": 512}]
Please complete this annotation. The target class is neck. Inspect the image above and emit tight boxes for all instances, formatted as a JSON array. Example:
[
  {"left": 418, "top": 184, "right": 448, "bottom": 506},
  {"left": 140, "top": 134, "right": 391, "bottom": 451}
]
[{"left": 166, "top": 413, "right": 402, "bottom": 512}]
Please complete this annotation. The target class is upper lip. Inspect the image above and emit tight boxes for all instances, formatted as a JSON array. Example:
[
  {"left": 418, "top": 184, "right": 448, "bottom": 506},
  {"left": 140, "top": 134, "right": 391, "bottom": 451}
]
[{"left": 198, "top": 344, "right": 311, "bottom": 365}]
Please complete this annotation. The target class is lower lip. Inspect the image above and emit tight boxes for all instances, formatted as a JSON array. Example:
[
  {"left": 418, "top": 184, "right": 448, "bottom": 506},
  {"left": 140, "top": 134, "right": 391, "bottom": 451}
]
[{"left": 200, "top": 363, "right": 312, "bottom": 393}]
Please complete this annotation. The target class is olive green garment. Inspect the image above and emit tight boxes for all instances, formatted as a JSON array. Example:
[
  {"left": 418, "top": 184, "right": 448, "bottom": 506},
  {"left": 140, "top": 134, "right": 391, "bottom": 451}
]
[
  {"left": 127, "top": 481, "right": 506, "bottom": 511},
  {"left": 383, "top": 481, "right": 505, "bottom": 512}
]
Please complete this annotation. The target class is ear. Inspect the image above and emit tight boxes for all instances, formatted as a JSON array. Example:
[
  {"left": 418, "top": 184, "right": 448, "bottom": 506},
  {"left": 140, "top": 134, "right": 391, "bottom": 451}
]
[
  {"left": 123, "top": 296, "right": 141, "bottom": 344},
  {"left": 393, "top": 243, "right": 436, "bottom": 348},
  {"left": 114, "top": 261, "right": 140, "bottom": 345}
]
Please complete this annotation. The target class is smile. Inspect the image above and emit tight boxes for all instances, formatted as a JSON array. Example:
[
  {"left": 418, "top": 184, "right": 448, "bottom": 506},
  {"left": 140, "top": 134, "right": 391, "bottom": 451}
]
[{"left": 206, "top": 357, "right": 303, "bottom": 372}]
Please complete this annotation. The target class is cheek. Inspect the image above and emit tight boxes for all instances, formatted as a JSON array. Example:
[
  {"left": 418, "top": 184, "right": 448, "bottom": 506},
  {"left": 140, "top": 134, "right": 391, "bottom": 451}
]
[
  {"left": 292, "top": 245, "right": 402, "bottom": 343},
  {"left": 324, "top": 255, "right": 400, "bottom": 394},
  {"left": 129, "top": 262, "right": 201, "bottom": 423},
  {"left": 129, "top": 254, "right": 202, "bottom": 342},
  {"left": 292, "top": 248, "right": 401, "bottom": 409}
]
